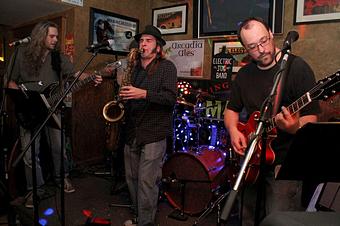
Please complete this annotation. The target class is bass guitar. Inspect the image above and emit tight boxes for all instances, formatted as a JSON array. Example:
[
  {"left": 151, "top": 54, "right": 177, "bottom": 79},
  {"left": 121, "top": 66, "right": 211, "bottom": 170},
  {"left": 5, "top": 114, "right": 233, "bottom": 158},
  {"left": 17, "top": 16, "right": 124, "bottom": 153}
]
[
  {"left": 237, "top": 71, "right": 340, "bottom": 184},
  {"left": 16, "top": 61, "right": 122, "bottom": 129}
]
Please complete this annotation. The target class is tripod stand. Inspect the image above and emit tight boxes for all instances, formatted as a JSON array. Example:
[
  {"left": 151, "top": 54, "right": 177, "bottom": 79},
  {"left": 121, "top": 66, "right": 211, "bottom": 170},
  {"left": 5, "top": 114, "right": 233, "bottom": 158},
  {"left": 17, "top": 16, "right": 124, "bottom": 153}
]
[{"left": 193, "top": 191, "right": 230, "bottom": 226}]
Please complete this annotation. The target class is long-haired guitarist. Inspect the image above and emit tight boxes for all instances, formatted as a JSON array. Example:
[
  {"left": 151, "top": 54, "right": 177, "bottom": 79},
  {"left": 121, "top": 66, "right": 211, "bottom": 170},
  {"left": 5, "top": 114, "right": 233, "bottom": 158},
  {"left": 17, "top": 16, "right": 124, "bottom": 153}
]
[
  {"left": 224, "top": 17, "right": 320, "bottom": 225},
  {"left": 5, "top": 21, "right": 102, "bottom": 208}
]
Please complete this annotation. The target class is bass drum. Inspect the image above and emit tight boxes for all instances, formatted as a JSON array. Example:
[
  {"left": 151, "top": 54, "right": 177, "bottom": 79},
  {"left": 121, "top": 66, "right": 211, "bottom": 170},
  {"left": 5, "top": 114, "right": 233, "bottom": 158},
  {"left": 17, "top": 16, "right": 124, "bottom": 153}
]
[{"left": 162, "top": 146, "right": 228, "bottom": 214}]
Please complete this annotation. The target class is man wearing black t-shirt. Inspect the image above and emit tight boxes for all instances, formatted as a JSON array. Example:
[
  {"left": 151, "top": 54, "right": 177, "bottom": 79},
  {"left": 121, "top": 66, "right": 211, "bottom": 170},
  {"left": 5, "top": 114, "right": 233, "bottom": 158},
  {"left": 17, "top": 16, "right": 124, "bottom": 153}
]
[{"left": 224, "top": 17, "right": 320, "bottom": 226}]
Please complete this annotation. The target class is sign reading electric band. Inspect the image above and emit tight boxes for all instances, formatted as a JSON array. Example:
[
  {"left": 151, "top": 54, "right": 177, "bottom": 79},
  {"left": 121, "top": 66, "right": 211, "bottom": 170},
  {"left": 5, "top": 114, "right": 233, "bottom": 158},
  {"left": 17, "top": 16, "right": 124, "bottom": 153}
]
[{"left": 211, "top": 45, "right": 234, "bottom": 81}]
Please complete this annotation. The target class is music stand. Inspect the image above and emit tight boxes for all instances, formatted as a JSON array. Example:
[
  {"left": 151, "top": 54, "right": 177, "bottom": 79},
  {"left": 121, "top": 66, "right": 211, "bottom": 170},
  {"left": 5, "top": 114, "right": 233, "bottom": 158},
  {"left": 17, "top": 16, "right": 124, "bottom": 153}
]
[{"left": 276, "top": 122, "right": 340, "bottom": 182}]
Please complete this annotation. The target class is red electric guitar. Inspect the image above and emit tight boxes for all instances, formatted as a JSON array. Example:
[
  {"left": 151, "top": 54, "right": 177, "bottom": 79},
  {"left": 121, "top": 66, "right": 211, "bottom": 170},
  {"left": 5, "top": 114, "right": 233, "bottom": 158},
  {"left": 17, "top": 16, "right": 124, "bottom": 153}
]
[{"left": 237, "top": 71, "right": 340, "bottom": 184}]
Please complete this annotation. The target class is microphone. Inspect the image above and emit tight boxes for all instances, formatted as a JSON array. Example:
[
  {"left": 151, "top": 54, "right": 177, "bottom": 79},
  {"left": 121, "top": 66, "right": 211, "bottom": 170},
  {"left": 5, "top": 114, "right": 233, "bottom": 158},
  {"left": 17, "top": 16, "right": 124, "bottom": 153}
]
[
  {"left": 9, "top": 37, "right": 31, "bottom": 47},
  {"left": 87, "top": 39, "right": 114, "bottom": 51},
  {"left": 282, "top": 31, "right": 299, "bottom": 51}
]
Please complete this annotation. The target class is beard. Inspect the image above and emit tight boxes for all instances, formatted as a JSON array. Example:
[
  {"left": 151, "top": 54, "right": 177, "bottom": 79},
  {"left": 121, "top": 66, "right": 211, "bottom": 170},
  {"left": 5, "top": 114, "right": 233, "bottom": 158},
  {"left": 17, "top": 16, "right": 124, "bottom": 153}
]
[
  {"left": 151, "top": 47, "right": 157, "bottom": 54},
  {"left": 141, "top": 47, "right": 158, "bottom": 59},
  {"left": 256, "top": 51, "right": 276, "bottom": 68}
]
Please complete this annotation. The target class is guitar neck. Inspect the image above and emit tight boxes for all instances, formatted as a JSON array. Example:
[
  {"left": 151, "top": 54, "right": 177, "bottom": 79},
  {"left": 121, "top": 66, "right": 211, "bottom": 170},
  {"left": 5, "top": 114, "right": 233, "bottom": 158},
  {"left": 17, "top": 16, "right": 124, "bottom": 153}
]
[
  {"left": 47, "top": 75, "right": 95, "bottom": 106},
  {"left": 267, "top": 92, "right": 312, "bottom": 131}
]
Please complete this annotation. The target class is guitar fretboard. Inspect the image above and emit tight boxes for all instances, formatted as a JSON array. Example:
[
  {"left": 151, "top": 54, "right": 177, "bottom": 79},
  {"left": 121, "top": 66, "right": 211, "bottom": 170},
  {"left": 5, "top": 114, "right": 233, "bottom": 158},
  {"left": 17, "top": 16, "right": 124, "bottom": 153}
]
[
  {"left": 266, "top": 92, "right": 312, "bottom": 132},
  {"left": 47, "top": 75, "right": 95, "bottom": 106}
]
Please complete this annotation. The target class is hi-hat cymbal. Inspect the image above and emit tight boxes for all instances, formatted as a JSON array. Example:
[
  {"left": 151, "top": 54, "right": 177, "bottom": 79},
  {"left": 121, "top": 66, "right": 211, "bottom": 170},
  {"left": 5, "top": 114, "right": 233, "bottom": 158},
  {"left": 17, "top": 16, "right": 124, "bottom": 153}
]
[
  {"left": 190, "top": 88, "right": 212, "bottom": 97},
  {"left": 176, "top": 97, "right": 195, "bottom": 107},
  {"left": 190, "top": 89, "right": 228, "bottom": 101}
]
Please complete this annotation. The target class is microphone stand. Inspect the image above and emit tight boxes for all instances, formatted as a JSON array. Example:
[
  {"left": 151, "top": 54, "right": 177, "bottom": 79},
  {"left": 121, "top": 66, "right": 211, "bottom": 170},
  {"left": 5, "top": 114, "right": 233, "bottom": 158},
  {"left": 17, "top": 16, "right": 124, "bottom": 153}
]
[
  {"left": 220, "top": 49, "right": 292, "bottom": 224},
  {"left": 12, "top": 48, "right": 101, "bottom": 226}
]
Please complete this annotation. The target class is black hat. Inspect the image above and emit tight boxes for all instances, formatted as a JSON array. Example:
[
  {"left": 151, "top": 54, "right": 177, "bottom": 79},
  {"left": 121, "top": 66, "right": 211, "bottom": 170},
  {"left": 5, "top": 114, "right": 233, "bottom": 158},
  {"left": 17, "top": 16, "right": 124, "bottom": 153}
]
[{"left": 134, "top": 25, "right": 166, "bottom": 46}]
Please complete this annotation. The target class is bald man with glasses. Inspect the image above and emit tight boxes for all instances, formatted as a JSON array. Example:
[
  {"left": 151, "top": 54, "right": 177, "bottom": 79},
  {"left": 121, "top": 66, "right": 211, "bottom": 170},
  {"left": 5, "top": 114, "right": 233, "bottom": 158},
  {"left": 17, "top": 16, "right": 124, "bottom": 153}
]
[{"left": 224, "top": 17, "right": 320, "bottom": 226}]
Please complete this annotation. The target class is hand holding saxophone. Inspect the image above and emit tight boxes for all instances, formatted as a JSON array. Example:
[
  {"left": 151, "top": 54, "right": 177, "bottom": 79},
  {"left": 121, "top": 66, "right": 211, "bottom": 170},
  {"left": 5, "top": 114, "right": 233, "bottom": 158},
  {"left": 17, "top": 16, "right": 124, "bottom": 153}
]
[{"left": 119, "top": 85, "right": 147, "bottom": 100}]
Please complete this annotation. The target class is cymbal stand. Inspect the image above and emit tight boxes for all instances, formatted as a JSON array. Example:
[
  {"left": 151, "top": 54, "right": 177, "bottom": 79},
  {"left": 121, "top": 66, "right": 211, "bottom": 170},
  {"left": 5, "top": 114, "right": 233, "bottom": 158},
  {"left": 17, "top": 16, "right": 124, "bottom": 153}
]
[
  {"left": 192, "top": 95, "right": 205, "bottom": 150},
  {"left": 193, "top": 191, "right": 230, "bottom": 226}
]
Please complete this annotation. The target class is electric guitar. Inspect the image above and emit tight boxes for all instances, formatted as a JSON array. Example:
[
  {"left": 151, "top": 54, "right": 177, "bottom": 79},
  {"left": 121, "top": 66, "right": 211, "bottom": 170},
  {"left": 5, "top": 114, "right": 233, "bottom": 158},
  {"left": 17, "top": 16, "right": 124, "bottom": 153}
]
[
  {"left": 237, "top": 70, "right": 340, "bottom": 184},
  {"left": 16, "top": 61, "right": 122, "bottom": 129}
]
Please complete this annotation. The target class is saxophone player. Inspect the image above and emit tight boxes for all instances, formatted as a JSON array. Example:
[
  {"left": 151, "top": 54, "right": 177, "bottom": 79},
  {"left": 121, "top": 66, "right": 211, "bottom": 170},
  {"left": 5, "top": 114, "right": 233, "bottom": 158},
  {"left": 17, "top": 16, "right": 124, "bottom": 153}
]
[{"left": 120, "top": 25, "right": 177, "bottom": 226}]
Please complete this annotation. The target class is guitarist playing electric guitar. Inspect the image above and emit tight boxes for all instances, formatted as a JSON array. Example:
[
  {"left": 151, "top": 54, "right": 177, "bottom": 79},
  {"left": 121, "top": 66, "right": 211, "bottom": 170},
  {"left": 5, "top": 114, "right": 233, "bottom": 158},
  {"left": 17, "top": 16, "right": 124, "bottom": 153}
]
[
  {"left": 224, "top": 17, "right": 320, "bottom": 226},
  {"left": 4, "top": 21, "right": 102, "bottom": 208}
]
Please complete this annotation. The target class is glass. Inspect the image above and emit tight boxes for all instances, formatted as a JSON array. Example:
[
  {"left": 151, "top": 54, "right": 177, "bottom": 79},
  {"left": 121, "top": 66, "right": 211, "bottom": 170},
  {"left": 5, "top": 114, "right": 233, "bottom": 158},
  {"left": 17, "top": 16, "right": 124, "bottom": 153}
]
[{"left": 246, "top": 36, "right": 271, "bottom": 52}]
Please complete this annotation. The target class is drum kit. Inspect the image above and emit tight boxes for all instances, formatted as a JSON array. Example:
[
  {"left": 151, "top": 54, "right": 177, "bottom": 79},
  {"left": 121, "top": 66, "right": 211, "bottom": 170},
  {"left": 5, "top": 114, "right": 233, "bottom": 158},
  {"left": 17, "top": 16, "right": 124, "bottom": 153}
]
[
  {"left": 173, "top": 89, "right": 229, "bottom": 151},
  {"left": 162, "top": 89, "right": 238, "bottom": 224}
]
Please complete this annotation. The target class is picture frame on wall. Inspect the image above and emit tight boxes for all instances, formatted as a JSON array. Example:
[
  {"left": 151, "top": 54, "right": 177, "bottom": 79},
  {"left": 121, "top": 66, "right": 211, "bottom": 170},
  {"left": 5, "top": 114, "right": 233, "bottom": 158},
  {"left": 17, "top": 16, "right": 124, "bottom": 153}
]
[
  {"left": 212, "top": 40, "right": 250, "bottom": 73},
  {"left": 89, "top": 7, "right": 139, "bottom": 55},
  {"left": 294, "top": 0, "right": 340, "bottom": 24},
  {"left": 193, "top": 0, "right": 284, "bottom": 38},
  {"left": 164, "top": 39, "right": 205, "bottom": 78},
  {"left": 152, "top": 3, "right": 188, "bottom": 35}
]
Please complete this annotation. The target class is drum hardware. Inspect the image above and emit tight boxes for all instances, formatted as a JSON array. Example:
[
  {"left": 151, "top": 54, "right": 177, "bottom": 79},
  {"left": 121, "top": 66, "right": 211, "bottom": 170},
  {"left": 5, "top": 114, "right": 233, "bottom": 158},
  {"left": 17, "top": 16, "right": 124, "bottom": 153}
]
[
  {"left": 194, "top": 104, "right": 221, "bottom": 111},
  {"left": 198, "top": 117, "right": 224, "bottom": 122},
  {"left": 162, "top": 147, "right": 228, "bottom": 214},
  {"left": 193, "top": 148, "right": 239, "bottom": 226},
  {"left": 193, "top": 191, "right": 230, "bottom": 226},
  {"left": 176, "top": 97, "right": 195, "bottom": 107},
  {"left": 190, "top": 89, "right": 215, "bottom": 100}
]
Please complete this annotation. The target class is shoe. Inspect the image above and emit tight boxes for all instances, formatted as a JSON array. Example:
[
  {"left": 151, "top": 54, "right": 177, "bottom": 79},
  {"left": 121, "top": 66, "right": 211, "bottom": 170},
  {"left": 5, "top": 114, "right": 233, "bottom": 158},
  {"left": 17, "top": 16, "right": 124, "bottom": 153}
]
[
  {"left": 24, "top": 191, "right": 33, "bottom": 208},
  {"left": 123, "top": 218, "right": 138, "bottom": 226},
  {"left": 64, "top": 178, "right": 75, "bottom": 193}
]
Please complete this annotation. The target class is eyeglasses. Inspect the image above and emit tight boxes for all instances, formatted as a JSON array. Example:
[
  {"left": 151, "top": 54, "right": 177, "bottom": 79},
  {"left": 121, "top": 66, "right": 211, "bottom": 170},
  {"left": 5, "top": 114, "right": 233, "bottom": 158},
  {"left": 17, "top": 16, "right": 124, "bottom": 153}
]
[{"left": 246, "top": 36, "right": 271, "bottom": 52}]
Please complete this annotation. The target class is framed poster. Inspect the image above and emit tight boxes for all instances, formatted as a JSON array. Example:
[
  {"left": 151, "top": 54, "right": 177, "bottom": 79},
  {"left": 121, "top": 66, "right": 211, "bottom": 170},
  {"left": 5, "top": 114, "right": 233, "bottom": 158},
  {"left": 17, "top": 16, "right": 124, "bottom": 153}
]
[
  {"left": 164, "top": 40, "right": 205, "bottom": 78},
  {"left": 294, "top": 0, "right": 340, "bottom": 24},
  {"left": 212, "top": 40, "right": 250, "bottom": 73},
  {"left": 193, "top": 0, "right": 285, "bottom": 38},
  {"left": 152, "top": 4, "right": 188, "bottom": 35},
  {"left": 89, "top": 8, "right": 139, "bottom": 55}
]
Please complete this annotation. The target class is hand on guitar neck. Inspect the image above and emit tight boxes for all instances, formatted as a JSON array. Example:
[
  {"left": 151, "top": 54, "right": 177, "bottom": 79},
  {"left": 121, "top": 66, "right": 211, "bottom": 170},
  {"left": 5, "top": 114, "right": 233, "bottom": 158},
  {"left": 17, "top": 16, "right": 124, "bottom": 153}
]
[
  {"left": 75, "top": 71, "right": 103, "bottom": 87},
  {"left": 275, "top": 106, "right": 301, "bottom": 134}
]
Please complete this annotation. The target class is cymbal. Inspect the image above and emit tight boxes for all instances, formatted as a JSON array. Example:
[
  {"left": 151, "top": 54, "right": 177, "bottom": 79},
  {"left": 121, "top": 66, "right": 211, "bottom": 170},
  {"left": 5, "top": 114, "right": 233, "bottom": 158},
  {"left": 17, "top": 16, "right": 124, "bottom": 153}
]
[
  {"left": 190, "top": 89, "right": 228, "bottom": 101},
  {"left": 190, "top": 89, "right": 212, "bottom": 97},
  {"left": 176, "top": 97, "right": 195, "bottom": 107}
]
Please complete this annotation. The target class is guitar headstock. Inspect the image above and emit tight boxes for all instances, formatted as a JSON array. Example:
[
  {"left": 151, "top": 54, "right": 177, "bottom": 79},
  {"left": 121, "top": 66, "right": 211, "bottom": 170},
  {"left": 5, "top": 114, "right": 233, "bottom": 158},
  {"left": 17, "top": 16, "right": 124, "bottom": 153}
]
[{"left": 311, "top": 70, "right": 340, "bottom": 101}]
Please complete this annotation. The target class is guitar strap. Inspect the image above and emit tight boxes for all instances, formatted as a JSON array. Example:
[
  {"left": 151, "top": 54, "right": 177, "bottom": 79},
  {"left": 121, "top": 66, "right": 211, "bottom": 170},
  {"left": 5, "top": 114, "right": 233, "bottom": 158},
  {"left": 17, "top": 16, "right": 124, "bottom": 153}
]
[{"left": 51, "top": 50, "right": 63, "bottom": 91}]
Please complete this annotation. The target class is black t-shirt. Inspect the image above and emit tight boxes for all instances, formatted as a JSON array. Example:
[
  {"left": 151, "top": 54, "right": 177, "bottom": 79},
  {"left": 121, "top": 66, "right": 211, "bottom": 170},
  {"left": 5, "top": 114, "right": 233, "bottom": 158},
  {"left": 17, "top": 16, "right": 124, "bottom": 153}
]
[{"left": 227, "top": 55, "right": 320, "bottom": 164}]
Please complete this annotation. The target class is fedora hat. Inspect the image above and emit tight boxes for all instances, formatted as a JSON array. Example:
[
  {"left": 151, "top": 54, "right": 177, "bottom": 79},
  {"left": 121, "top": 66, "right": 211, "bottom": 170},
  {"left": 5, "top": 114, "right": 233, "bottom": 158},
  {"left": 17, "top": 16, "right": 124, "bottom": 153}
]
[{"left": 134, "top": 25, "right": 166, "bottom": 46}]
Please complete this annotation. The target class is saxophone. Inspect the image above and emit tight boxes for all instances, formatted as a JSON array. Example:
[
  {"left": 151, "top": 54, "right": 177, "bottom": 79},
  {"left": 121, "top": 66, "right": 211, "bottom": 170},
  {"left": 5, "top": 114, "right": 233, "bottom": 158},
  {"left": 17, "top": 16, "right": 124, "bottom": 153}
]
[{"left": 102, "top": 48, "right": 140, "bottom": 123}]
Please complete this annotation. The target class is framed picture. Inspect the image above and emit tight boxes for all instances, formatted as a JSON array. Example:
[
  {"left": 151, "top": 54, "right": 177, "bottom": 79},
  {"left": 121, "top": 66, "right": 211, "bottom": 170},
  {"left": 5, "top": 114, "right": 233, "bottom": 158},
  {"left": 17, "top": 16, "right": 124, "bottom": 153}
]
[
  {"left": 164, "top": 40, "right": 205, "bottom": 78},
  {"left": 89, "top": 8, "right": 139, "bottom": 55},
  {"left": 294, "top": 0, "right": 340, "bottom": 24},
  {"left": 193, "top": 0, "right": 284, "bottom": 38},
  {"left": 152, "top": 4, "right": 188, "bottom": 35},
  {"left": 212, "top": 40, "right": 250, "bottom": 73}
]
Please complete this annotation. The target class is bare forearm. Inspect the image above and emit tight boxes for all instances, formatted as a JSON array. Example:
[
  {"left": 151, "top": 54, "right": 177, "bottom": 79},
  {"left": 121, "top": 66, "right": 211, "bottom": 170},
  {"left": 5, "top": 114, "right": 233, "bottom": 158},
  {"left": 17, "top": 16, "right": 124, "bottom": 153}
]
[{"left": 224, "top": 109, "right": 240, "bottom": 132}]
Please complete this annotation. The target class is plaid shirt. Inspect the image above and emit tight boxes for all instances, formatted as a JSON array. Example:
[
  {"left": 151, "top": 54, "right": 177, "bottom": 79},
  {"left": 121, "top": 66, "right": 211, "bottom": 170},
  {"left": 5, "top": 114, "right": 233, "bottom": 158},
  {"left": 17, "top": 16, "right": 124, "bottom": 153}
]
[{"left": 124, "top": 58, "right": 177, "bottom": 146}]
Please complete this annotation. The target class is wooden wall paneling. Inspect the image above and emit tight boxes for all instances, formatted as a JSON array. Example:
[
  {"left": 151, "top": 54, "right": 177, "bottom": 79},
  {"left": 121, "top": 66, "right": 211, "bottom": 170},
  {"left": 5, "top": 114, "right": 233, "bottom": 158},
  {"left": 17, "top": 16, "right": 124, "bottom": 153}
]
[{"left": 71, "top": 78, "right": 115, "bottom": 165}]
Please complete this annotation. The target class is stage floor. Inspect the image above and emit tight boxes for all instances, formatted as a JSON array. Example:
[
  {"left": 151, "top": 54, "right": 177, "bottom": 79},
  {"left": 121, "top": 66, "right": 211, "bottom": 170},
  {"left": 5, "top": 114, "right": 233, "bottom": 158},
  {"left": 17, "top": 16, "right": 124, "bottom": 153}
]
[{"left": 0, "top": 166, "right": 239, "bottom": 226}]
